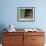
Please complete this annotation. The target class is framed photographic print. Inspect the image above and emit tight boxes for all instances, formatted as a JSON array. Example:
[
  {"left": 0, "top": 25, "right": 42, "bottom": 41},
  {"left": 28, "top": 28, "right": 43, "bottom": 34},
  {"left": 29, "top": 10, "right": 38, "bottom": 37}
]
[{"left": 17, "top": 7, "right": 35, "bottom": 22}]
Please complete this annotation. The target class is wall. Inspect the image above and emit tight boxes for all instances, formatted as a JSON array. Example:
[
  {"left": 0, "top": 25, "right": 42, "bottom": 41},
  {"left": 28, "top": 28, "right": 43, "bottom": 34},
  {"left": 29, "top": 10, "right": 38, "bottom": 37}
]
[{"left": 0, "top": 0, "right": 46, "bottom": 30}]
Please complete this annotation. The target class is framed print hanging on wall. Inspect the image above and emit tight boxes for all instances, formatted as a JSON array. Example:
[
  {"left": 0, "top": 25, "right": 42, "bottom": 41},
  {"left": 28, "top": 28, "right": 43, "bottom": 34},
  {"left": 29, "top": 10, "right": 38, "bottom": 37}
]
[{"left": 17, "top": 7, "right": 35, "bottom": 22}]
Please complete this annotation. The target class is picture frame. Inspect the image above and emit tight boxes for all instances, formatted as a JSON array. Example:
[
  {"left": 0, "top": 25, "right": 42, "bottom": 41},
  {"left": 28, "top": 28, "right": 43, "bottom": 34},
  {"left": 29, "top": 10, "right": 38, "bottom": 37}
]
[{"left": 17, "top": 7, "right": 35, "bottom": 22}]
